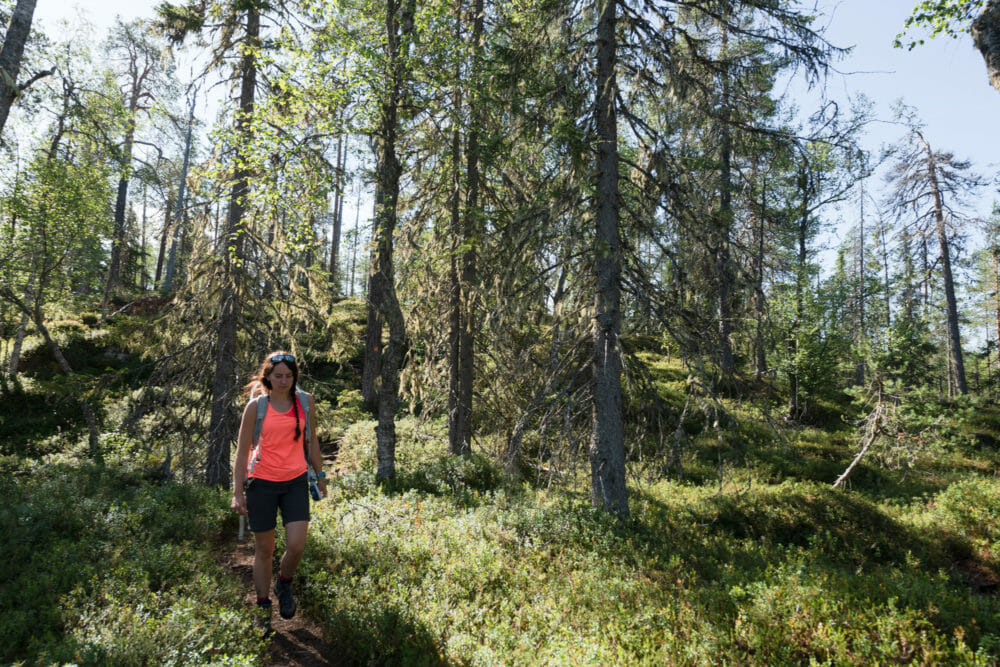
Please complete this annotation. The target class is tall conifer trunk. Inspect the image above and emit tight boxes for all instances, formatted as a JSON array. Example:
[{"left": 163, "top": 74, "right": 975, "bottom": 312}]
[
  {"left": 714, "top": 21, "right": 736, "bottom": 378},
  {"left": 752, "top": 173, "right": 767, "bottom": 381},
  {"left": 879, "top": 214, "right": 891, "bottom": 330},
  {"left": 154, "top": 189, "right": 173, "bottom": 286},
  {"left": 0, "top": 0, "right": 37, "bottom": 136},
  {"left": 458, "top": 0, "right": 483, "bottom": 456},
  {"left": 447, "top": 0, "right": 482, "bottom": 457},
  {"left": 590, "top": 0, "right": 629, "bottom": 519},
  {"left": 329, "top": 128, "right": 345, "bottom": 288},
  {"left": 368, "top": 0, "right": 413, "bottom": 480},
  {"left": 163, "top": 91, "right": 196, "bottom": 291},
  {"left": 206, "top": 6, "right": 258, "bottom": 487},
  {"left": 447, "top": 23, "right": 464, "bottom": 455},
  {"left": 994, "top": 246, "right": 1000, "bottom": 382},
  {"left": 855, "top": 184, "right": 866, "bottom": 385},
  {"left": 362, "top": 196, "right": 383, "bottom": 413},
  {"left": 919, "top": 133, "right": 967, "bottom": 394},
  {"left": 788, "top": 164, "right": 809, "bottom": 421},
  {"left": 104, "top": 111, "right": 138, "bottom": 305}
]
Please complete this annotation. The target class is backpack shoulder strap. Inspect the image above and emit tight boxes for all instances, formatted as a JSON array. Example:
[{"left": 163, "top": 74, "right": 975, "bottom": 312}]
[
  {"left": 247, "top": 394, "right": 269, "bottom": 477},
  {"left": 296, "top": 387, "right": 311, "bottom": 448},
  {"left": 253, "top": 394, "right": 268, "bottom": 447}
]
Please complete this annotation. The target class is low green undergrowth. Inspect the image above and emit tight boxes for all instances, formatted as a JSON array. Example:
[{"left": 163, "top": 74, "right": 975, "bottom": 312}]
[
  {"left": 4, "top": 302, "right": 999, "bottom": 664},
  {"left": 0, "top": 460, "right": 264, "bottom": 665},
  {"left": 293, "top": 434, "right": 1000, "bottom": 665}
]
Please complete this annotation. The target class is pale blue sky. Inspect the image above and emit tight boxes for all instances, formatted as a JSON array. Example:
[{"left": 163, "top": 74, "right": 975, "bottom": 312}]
[{"left": 814, "top": 0, "right": 1000, "bottom": 199}]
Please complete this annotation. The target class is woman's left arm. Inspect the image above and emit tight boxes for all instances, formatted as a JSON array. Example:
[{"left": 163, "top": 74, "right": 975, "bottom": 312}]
[{"left": 307, "top": 393, "right": 327, "bottom": 496}]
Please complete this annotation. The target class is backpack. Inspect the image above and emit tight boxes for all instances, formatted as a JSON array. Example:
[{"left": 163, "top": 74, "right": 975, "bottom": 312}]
[
  {"left": 251, "top": 387, "right": 311, "bottom": 452},
  {"left": 248, "top": 387, "right": 321, "bottom": 499}
]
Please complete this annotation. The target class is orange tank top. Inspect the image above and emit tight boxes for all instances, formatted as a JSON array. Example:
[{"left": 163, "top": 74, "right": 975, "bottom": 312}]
[{"left": 247, "top": 396, "right": 308, "bottom": 482}]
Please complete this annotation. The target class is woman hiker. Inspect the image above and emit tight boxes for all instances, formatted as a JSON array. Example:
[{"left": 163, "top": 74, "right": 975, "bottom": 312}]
[{"left": 231, "top": 351, "right": 327, "bottom": 632}]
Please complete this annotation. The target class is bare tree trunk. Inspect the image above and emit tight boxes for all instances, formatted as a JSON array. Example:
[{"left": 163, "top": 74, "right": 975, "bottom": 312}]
[
  {"left": 994, "top": 247, "right": 1000, "bottom": 386},
  {"left": 458, "top": 0, "right": 483, "bottom": 457},
  {"left": 329, "top": 129, "right": 345, "bottom": 289},
  {"left": 6, "top": 275, "right": 33, "bottom": 377},
  {"left": 447, "top": 21, "right": 464, "bottom": 454},
  {"left": 921, "top": 135, "right": 967, "bottom": 394},
  {"left": 752, "top": 174, "right": 767, "bottom": 381},
  {"left": 0, "top": 0, "right": 38, "bottom": 136},
  {"left": 855, "top": 185, "right": 866, "bottom": 385},
  {"left": 106, "top": 32, "right": 157, "bottom": 302},
  {"left": 362, "top": 193, "right": 383, "bottom": 413},
  {"left": 879, "top": 213, "right": 891, "bottom": 330},
  {"left": 921, "top": 236, "right": 930, "bottom": 319},
  {"left": 833, "top": 380, "right": 884, "bottom": 489},
  {"left": 714, "top": 21, "right": 736, "bottom": 379},
  {"left": 104, "top": 118, "right": 137, "bottom": 305},
  {"left": 788, "top": 165, "right": 809, "bottom": 421},
  {"left": 369, "top": 0, "right": 414, "bottom": 480},
  {"left": 154, "top": 188, "right": 174, "bottom": 287},
  {"left": 590, "top": 0, "right": 629, "bottom": 520},
  {"left": 163, "top": 91, "right": 197, "bottom": 292},
  {"left": 206, "top": 8, "right": 258, "bottom": 487},
  {"left": 350, "top": 186, "right": 360, "bottom": 297},
  {"left": 447, "top": 0, "right": 481, "bottom": 457},
  {"left": 140, "top": 182, "right": 148, "bottom": 289}
]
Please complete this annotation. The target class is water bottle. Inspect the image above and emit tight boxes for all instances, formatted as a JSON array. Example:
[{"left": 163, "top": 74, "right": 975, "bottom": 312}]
[{"left": 308, "top": 469, "right": 322, "bottom": 501}]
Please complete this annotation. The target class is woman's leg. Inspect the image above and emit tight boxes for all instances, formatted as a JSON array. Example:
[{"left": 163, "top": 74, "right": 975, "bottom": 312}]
[
  {"left": 279, "top": 520, "right": 309, "bottom": 579},
  {"left": 253, "top": 529, "right": 276, "bottom": 599}
]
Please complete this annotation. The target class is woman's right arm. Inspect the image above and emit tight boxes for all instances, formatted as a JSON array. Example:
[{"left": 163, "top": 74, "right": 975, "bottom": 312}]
[{"left": 231, "top": 400, "right": 256, "bottom": 515}]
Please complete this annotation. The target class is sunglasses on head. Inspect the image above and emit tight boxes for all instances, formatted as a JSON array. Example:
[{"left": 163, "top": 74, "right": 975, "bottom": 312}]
[{"left": 269, "top": 354, "right": 295, "bottom": 364}]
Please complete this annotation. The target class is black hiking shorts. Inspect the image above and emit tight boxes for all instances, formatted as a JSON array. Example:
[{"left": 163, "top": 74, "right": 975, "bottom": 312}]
[{"left": 245, "top": 473, "right": 310, "bottom": 532}]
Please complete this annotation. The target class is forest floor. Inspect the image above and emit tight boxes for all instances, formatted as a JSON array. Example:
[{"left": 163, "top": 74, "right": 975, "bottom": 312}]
[
  {"left": 219, "top": 447, "right": 347, "bottom": 666},
  {"left": 3, "top": 304, "right": 1000, "bottom": 664},
  {"left": 221, "top": 539, "right": 342, "bottom": 667}
]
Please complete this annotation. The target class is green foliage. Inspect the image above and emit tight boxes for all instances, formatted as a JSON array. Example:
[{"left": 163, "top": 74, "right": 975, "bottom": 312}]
[
  {"left": 0, "top": 376, "right": 85, "bottom": 456},
  {"left": 299, "top": 459, "right": 1000, "bottom": 664},
  {"left": 4, "top": 296, "right": 1000, "bottom": 664},
  {"left": 896, "top": 0, "right": 987, "bottom": 48},
  {"left": 924, "top": 477, "right": 1000, "bottom": 549},
  {"left": 873, "top": 318, "right": 939, "bottom": 388},
  {"left": 0, "top": 461, "right": 264, "bottom": 664},
  {"left": 1, "top": 146, "right": 114, "bottom": 303}
]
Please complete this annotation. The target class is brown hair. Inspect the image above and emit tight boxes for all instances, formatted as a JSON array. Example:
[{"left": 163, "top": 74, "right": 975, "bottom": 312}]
[{"left": 243, "top": 350, "right": 302, "bottom": 441}]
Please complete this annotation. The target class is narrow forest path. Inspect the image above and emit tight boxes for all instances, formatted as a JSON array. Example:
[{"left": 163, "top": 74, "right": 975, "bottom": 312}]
[
  {"left": 221, "top": 539, "right": 343, "bottom": 666},
  {"left": 220, "top": 448, "right": 345, "bottom": 666}
]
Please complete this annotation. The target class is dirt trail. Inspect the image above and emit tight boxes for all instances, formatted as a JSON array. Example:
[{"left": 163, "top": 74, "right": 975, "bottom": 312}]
[
  {"left": 222, "top": 538, "right": 344, "bottom": 667},
  {"left": 222, "top": 450, "right": 345, "bottom": 666}
]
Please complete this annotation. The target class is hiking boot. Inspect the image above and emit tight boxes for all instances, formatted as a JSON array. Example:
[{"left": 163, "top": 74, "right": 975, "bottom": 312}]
[
  {"left": 274, "top": 577, "right": 296, "bottom": 619},
  {"left": 254, "top": 599, "right": 273, "bottom": 635}
]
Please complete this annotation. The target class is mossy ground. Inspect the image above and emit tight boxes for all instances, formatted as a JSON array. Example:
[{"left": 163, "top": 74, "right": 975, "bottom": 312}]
[{"left": 1, "top": 303, "right": 998, "bottom": 665}]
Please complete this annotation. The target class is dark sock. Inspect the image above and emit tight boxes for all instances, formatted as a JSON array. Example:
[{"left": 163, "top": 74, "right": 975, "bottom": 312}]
[
  {"left": 257, "top": 597, "right": 271, "bottom": 606},
  {"left": 279, "top": 574, "right": 292, "bottom": 583}
]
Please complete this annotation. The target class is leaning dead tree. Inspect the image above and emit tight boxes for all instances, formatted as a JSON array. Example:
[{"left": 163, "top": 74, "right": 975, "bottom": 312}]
[{"left": 833, "top": 380, "right": 887, "bottom": 489}]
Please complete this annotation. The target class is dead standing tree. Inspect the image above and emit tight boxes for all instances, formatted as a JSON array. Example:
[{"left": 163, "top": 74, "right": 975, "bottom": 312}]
[
  {"left": 102, "top": 21, "right": 172, "bottom": 306},
  {"left": 886, "top": 126, "right": 983, "bottom": 396}
]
